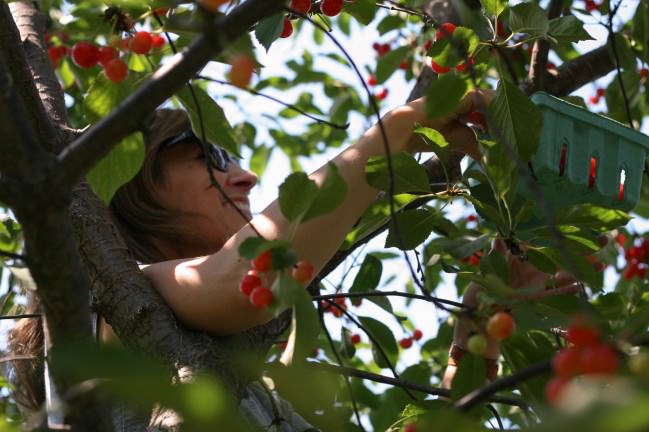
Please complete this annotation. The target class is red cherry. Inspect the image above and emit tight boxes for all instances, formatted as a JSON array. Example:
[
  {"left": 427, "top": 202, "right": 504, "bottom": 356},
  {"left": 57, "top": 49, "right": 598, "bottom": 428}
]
[
  {"left": 350, "top": 334, "right": 361, "bottom": 345},
  {"left": 97, "top": 46, "right": 117, "bottom": 66},
  {"left": 579, "top": 344, "right": 619, "bottom": 375},
  {"left": 331, "top": 306, "right": 344, "bottom": 318},
  {"left": 588, "top": 95, "right": 600, "bottom": 105},
  {"left": 130, "top": 31, "right": 153, "bottom": 55},
  {"left": 413, "top": 329, "right": 423, "bottom": 341},
  {"left": 103, "top": 58, "right": 128, "bottom": 83},
  {"left": 154, "top": 7, "right": 169, "bottom": 16},
  {"left": 559, "top": 145, "right": 567, "bottom": 175},
  {"left": 486, "top": 312, "right": 515, "bottom": 341},
  {"left": 588, "top": 157, "right": 597, "bottom": 188},
  {"left": 468, "top": 254, "right": 481, "bottom": 266},
  {"left": 547, "top": 61, "right": 557, "bottom": 70},
  {"left": 71, "top": 41, "right": 99, "bottom": 68},
  {"left": 250, "top": 286, "right": 273, "bottom": 308},
  {"left": 320, "top": 0, "right": 343, "bottom": 17},
  {"left": 545, "top": 376, "right": 569, "bottom": 405},
  {"left": 552, "top": 346, "right": 582, "bottom": 377},
  {"left": 399, "top": 59, "right": 410, "bottom": 70},
  {"left": 367, "top": 75, "right": 377, "bottom": 86},
  {"left": 640, "top": 68, "right": 649, "bottom": 79},
  {"left": 566, "top": 315, "right": 600, "bottom": 347},
  {"left": 423, "top": 40, "right": 433, "bottom": 51},
  {"left": 239, "top": 273, "right": 262, "bottom": 296},
  {"left": 585, "top": 0, "right": 598, "bottom": 12},
  {"left": 403, "top": 423, "right": 417, "bottom": 432},
  {"left": 334, "top": 297, "right": 346, "bottom": 306},
  {"left": 496, "top": 20, "right": 508, "bottom": 37},
  {"left": 321, "top": 300, "right": 332, "bottom": 312},
  {"left": 399, "top": 337, "right": 413, "bottom": 349},
  {"left": 430, "top": 60, "right": 451, "bottom": 74},
  {"left": 455, "top": 57, "right": 474, "bottom": 73},
  {"left": 48, "top": 46, "right": 68, "bottom": 68},
  {"left": 280, "top": 16, "right": 293, "bottom": 38},
  {"left": 615, "top": 233, "right": 626, "bottom": 247},
  {"left": 467, "top": 214, "right": 478, "bottom": 222},
  {"left": 435, "top": 22, "right": 456, "bottom": 40},
  {"left": 292, "top": 260, "right": 315, "bottom": 284},
  {"left": 468, "top": 111, "right": 487, "bottom": 130},
  {"left": 351, "top": 298, "right": 363, "bottom": 307},
  {"left": 251, "top": 249, "right": 273, "bottom": 272},
  {"left": 375, "top": 88, "right": 388, "bottom": 101},
  {"left": 290, "top": 0, "right": 311, "bottom": 14},
  {"left": 228, "top": 55, "right": 255, "bottom": 89},
  {"left": 151, "top": 34, "right": 166, "bottom": 49},
  {"left": 596, "top": 88, "right": 606, "bottom": 97}
]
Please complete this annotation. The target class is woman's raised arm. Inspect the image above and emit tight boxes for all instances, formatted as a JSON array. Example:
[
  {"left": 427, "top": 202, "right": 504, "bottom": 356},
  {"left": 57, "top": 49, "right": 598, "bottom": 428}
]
[{"left": 142, "top": 89, "right": 493, "bottom": 335}]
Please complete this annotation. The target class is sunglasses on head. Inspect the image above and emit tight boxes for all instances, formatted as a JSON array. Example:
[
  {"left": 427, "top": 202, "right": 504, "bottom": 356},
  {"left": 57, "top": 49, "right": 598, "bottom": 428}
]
[{"left": 159, "top": 129, "right": 238, "bottom": 173}]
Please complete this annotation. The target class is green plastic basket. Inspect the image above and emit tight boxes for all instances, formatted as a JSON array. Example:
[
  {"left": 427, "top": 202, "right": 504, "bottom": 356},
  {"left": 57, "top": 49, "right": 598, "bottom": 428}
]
[{"left": 521, "top": 92, "right": 649, "bottom": 212}]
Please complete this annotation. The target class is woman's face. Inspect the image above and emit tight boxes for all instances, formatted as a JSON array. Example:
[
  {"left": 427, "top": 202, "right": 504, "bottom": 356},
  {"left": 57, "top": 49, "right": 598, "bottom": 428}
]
[{"left": 155, "top": 139, "right": 257, "bottom": 255}]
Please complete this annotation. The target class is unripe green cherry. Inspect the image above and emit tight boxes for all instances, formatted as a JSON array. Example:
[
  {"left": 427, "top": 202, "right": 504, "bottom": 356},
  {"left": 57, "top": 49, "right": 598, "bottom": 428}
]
[{"left": 467, "top": 333, "right": 488, "bottom": 355}]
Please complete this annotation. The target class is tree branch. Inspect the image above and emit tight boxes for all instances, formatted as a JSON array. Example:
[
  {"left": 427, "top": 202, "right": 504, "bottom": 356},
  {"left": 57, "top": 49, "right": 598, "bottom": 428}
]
[
  {"left": 56, "top": 0, "right": 287, "bottom": 190},
  {"left": 8, "top": 1, "right": 68, "bottom": 129},
  {"left": 0, "top": 1, "right": 56, "bottom": 146},
  {"left": 545, "top": 44, "right": 615, "bottom": 96},
  {"left": 453, "top": 360, "right": 551, "bottom": 412}
]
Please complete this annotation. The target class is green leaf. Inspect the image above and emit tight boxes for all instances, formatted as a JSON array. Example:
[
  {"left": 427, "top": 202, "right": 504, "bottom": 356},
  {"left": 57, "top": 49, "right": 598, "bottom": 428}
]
[
  {"left": 343, "top": 0, "right": 376, "bottom": 25},
  {"left": 350, "top": 254, "right": 383, "bottom": 293},
  {"left": 483, "top": 135, "right": 517, "bottom": 199},
  {"left": 279, "top": 281, "right": 320, "bottom": 366},
  {"left": 365, "top": 152, "right": 431, "bottom": 194},
  {"left": 632, "top": 1, "right": 649, "bottom": 64},
  {"left": 429, "top": 27, "right": 479, "bottom": 67},
  {"left": 278, "top": 172, "right": 319, "bottom": 222},
  {"left": 343, "top": 194, "right": 421, "bottom": 249},
  {"left": 440, "top": 234, "right": 491, "bottom": 260},
  {"left": 176, "top": 85, "right": 240, "bottom": 157},
  {"left": 358, "top": 316, "right": 398, "bottom": 368},
  {"left": 488, "top": 79, "right": 543, "bottom": 162},
  {"left": 553, "top": 204, "right": 631, "bottom": 231},
  {"left": 548, "top": 15, "right": 594, "bottom": 43},
  {"left": 385, "top": 208, "right": 439, "bottom": 250},
  {"left": 376, "top": 46, "right": 410, "bottom": 84},
  {"left": 450, "top": 352, "right": 486, "bottom": 400},
  {"left": 480, "top": 0, "right": 507, "bottom": 17},
  {"left": 413, "top": 125, "right": 450, "bottom": 161},
  {"left": 377, "top": 15, "right": 405, "bottom": 35},
  {"left": 425, "top": 74, "right": 468, "bottom": 118},
  {"left": 302, "top": 163, "right": 348, "bottom": 222},
  {"left": 87, "top": 132, "right": 145, "bottom": 204},
  {"left": 237, "top": 236, "right": 291, "bottom": 260},
  {"left": 254, "top": 13, "right": 284, "bottom": 52},
  {"left": 509, "top": 2, "right": 549, "bottom": 37}
]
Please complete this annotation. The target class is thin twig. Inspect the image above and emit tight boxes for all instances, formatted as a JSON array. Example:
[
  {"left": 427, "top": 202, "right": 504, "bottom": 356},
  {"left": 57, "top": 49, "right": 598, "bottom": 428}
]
[
  {"left": 0, "top": 313, "right": 42, "bottom": 320},
  {"left": 194, "top": 75, "right": 349, "bottom": 130},
  {"left": 606, "top": 0, "right": 635, "bottom": 129},
  {"left": 453, "top": 360, "right": 551, "bottom": 412},
  {"left": 314, "top": 290, "right": 467, "bottom": 310},
  {"left": 318, "top": 304, "right": 366, "bottom": 431}
]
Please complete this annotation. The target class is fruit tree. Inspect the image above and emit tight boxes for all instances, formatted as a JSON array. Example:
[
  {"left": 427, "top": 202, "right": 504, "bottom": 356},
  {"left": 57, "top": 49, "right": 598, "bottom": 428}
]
[{"left": 3, "top": 0, "right": 649, "bottom": 431}]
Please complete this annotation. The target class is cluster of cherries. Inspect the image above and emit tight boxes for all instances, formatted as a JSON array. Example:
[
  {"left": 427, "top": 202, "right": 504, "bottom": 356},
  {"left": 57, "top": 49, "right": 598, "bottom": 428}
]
[
  {"left": 545, "top": 314, "right": 619, "bottom": 405},
  {"left": 239, "top": 250, "right": 315, "bottom": 308},
  {"left": 429, "top": 23, "right": 474, "bottom": 75},
  {"left": 399, "top": 329, "right": 424, "bottom": 349},
  {"left": 280, "top": 0, "right": 343, "bottom": 38},
  {"left": 47, "top": 30, "right": 165, "bottom": 83},
  {"left": 617, "top": 233, "right": 649, "bottom": 280},
  {"left": 587, "top": 87, "right": 606, "bottom": 105}
]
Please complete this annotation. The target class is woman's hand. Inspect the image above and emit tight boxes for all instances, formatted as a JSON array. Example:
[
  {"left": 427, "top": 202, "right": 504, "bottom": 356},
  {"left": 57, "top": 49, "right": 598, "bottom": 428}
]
[{"left": 399, "top": 88, "right": 495, "bottom": 158}]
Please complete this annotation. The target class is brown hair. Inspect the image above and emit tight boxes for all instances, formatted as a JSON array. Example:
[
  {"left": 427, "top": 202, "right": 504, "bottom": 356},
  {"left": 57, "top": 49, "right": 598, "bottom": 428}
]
[{"left": 8, "top": 108, "right": 205, "bottom": 411}]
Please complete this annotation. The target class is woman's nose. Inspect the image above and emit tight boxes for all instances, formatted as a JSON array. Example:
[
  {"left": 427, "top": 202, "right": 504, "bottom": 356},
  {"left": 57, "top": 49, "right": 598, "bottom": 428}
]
[{"left": 227, "top": 162, "right": 258, "bottom": 192}]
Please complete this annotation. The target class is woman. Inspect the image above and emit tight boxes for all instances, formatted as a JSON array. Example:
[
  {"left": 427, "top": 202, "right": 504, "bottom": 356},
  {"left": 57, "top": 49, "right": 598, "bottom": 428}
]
[{"left": 10, "top": 90, "right": 493, "bottom": 429}]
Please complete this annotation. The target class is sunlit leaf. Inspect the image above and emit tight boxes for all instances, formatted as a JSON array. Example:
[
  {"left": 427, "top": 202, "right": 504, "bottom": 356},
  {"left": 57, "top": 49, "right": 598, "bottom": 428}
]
[
  {"left": 254, "top": 13, "right": 283, "bottom": 52},
  {"left": 344, "top": 0, "right": 376, "bottom": 25},
  {"left": 359, "top": 316, "right": 398, "bottom": 368},
  {"left": 426, "top": 74, "right": 468, "bottom": 118},
  {"left": 385, "top": 208, "right": 439, "bottom": 250},
  {"left": 279, "top": 282, "right": 320, "bottom": 365},
  {"left": 480, "top": 0, "right": 507, "bottom": 17},
  {"left": 548, "top": 15, "right": 594, "bottom": 43},
  {"left": 365, "top": 153, "right": 431, "bottom": 194},
  {"left": 509, "top": 2, "right": 548, "bottom": 37},
  {"left": 376, "top": 46, "right": 410, "bottom": 84}
]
